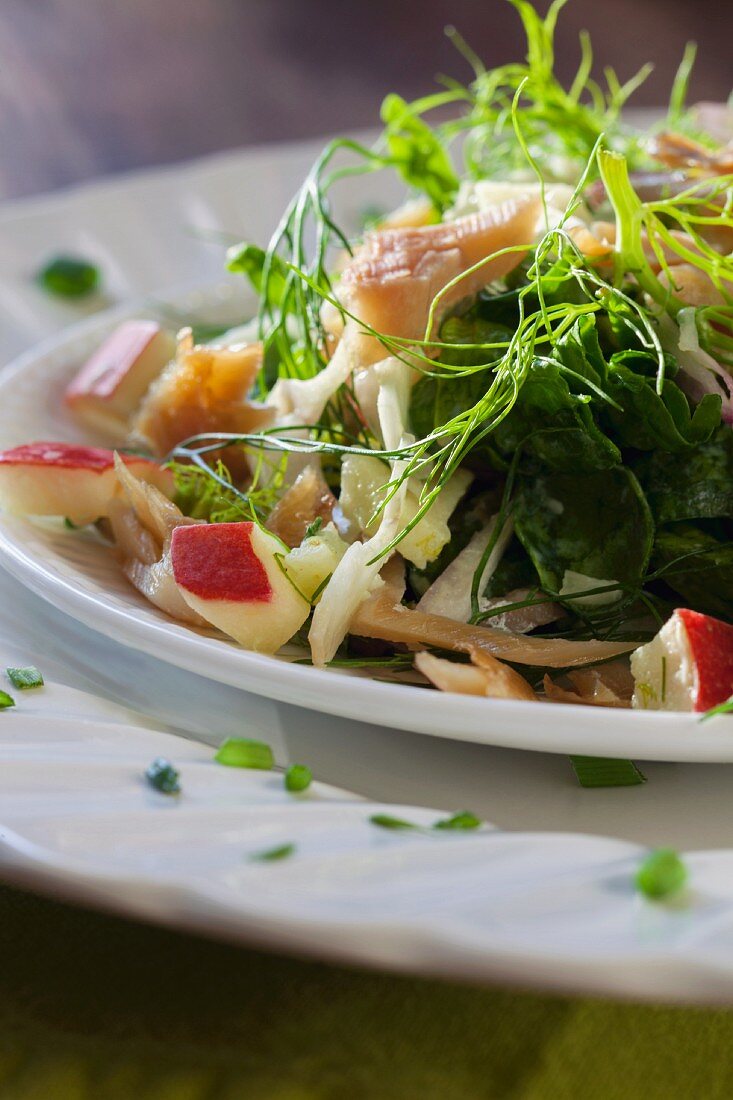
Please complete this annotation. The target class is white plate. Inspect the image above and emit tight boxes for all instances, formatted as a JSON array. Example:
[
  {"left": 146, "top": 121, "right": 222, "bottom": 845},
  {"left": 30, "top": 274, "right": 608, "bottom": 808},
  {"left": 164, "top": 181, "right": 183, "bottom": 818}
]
[
  {"left": 4, "top": 139, "right": 733, "bottom": 1006},
  {"left": 4, "top": 695, "right": 733, "bottom": 1007},
  {"left": 0, "top": 189, "right": 728, "bottom": 761}
]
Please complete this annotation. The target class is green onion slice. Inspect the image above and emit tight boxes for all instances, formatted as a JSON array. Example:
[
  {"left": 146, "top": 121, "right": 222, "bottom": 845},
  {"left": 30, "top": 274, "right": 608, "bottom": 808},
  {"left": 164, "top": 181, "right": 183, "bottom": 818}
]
[
  {"left": 635, "top": 848, "right": 688, "bottom": 900},
  {"left": 570, "top": 756, "right": 647, "bottom": 788},
  {"left": 36, "top": 254, "right": 100, "bottom": 299},
  {"left": 433, "top": 810, "right": 482, "bottom": 830},
  {"left": 285, "top": 764, "right": 312, "bottom": 792},
  {"left": 250, "top": 842, "right": 296, "bottom": 862},
  {"left": 369, "top": 813, "right": 420, "bottom": 830},
  {"left": 0, "top": 690, "right": 15, "bottom": 710},
  {"left": 214, "top": 738, "right": 274, "bottom": 769},
  {"left": 6, "top": 666, "right": 44, "bottom": 690}
]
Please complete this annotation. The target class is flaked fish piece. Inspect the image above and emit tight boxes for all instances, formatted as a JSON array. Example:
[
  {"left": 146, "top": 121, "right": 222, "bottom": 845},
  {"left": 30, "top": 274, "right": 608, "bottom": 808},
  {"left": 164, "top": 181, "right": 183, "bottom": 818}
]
[
  {"left": 658, "top": 263, "right": 727, "bottom": 309},
  {"left": 543, "top": 660, "right": 634, "bottom": 708},
  {"left": 338, "top": 196, "right": 540, "bottom": 364},
  {"left": 415, "top": 650, "right": 537, "bottom": 702},
  {"left": 350, "top": 558, "right": 637, "bottom": 669},
  {"left": 266, "top": 464, "right": 336, "bottom": 549},
  {"left": 133, "top": 331, "right": 273, "bottom": 465},
  {"left": 648, "top": 131, "right": 733, "bottom": 175},
  {"left": 109, "top": 454, "right": 205, "bottom": 625}
]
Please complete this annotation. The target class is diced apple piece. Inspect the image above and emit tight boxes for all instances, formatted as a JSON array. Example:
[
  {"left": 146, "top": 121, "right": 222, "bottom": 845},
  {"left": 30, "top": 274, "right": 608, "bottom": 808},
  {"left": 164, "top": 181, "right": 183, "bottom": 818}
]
[
  {"left": 64, "top": 321, "right": 176, "bottom": 442},
  {"left": 0, "top": 442, "right": 174, "bottom": 526},
  {"left": 170, "top": 522, "right": 309, "bottom": 653},
  {"left": 339, "top": 454, "right": 471, "bottom": 569},
  {"left": 631, "top": 608, "right": 733, "bottom": 712},
  {"left": 283, "top": 523, "right": 348, "bottom": 603}
]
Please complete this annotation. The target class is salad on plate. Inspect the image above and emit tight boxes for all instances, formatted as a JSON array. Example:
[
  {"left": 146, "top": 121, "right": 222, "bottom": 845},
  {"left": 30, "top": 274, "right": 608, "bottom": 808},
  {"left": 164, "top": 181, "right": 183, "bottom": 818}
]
[{"left": 1, "top": 0, "right": 732, "bottom": 714}]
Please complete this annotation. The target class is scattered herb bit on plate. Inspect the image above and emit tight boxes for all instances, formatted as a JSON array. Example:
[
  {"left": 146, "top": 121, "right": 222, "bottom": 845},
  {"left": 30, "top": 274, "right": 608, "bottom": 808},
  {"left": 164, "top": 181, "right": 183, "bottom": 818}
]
[
  {"left": 284, "top": 764, "right": 312, "bottom": 792},
  {"left": 0, "top": 690, "right": 15, "bottom": 710},
  {"left": 145, "top": 757, "right": 181, "bottom": 795},
  {"left": 433, "top": 810, "right": 483, "bottom": 830},
  {"left": 570, "top": 757, "right": 647, "bottom": 788},
  {"left": 635, "top": 848, "right": 688, "bottom": 900},
  {"left": 369, "top": 813, "right": 420, "bottom": 831},
  {"left": 6, "top": 666, "right": 44, "bottom": 690},
  {"left": 250, "top": 842, "right": 296, "bottom": 862},
  {"left": 214, "top": 738, "right": 274, "bottom": 770},
  {"left": 36, "top": 254, "right": 100, "bottom": 299}
]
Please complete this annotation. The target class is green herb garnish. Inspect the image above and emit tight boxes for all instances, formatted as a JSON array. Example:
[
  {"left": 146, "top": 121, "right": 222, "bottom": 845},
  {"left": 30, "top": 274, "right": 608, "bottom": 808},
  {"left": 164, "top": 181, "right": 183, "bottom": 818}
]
[
  {"left": 284, "top": 764, "right": 312, "bottom": 792},
  {"left": 214, "top": 738, "right": 274, "bottom": 770},
  {"left": 304, "top": 516, "right": 323, "bottom": 539},
  {"left": 6, "top": 666, "right": 43, "bottom": 690},
  {"left": 145, "top": 757, "right": 180, "bottom": 795},
  {"left": 570, "top": 756, "right": 647, "bottom": 788},
  {"left": 250, "top": 842, "right": 296, "bottom": 862},
  {"left": 36, "top": 254, "right": 100, "bottom": 299},
  {"left": 433, "top": 811, "right": 482, "bottom": 830},
  {"left": 0, "top": 690, "right": 16, "bottom": 710},
  {"left": 369, "top": 813, "right": 420, "bottom": 830},
  {"left": 700, "top": 697, "right": 733, "bottom": 721},
  {"left": 635, "top": 848, "right": 688, "bottom": 900}
]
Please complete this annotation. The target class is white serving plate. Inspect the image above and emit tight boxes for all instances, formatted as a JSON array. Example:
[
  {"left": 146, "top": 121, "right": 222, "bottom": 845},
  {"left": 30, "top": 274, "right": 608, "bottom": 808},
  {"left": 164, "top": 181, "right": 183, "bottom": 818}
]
[
  {"left": 0, "top": 283, "right": 728, "bottom": 761},
  {"left": 5, "top": 695, "right": 733, "bottom": 1007},
  {"left": 4, "top": 138, "right": 733, "bottom": 1005}
]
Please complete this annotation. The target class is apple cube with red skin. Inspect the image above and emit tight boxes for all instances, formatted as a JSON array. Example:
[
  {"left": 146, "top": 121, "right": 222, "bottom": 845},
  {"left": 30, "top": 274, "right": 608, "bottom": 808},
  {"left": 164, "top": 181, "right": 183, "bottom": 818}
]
[
  {"left": 0, "top": 442, "right": 174, "bottom": 526},
  {"left": 171, "top": 522, "right": 310, "bottom": 654},
  {"left": 64, "top": 320, "right": 175, "bottom": 442},
  {"left": 631, "top": 608, "right": 733, "bottom": 712}
]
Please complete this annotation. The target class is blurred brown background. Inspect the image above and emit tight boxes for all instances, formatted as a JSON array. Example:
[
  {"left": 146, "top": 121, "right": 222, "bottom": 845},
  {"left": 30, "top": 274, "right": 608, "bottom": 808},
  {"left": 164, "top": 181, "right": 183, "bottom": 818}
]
[{"left": 0, "top": 0, "right": 730, "bottom": 200}]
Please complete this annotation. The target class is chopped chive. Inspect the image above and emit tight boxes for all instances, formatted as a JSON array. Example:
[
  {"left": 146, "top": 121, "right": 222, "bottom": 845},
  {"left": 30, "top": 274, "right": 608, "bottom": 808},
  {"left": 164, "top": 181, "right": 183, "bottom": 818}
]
[
  {"left": 700, "top": 696, "right": 733, "bottom": 721},
  {"left": 369, "top": 813, "right": 419, "bottom": 830},
  {"left": 214, "top": 738, "right": 274, "bottom": 769},
  {"left": 285, "top": 764, "right": 312, "bottom": 792},
  {"left": 304, "top": 516, "right": 323, "bottom": 539},
  {"left": 0, "top": 690, "right": 15, "bottom": 710},
  {"left": 635, "top": 848, "right": 688, "bottom": 900},
  {"left": 250, "top": 842, "right": 296, "bottom": 862},
  {"left": 6, "top": 666, "right": 43, "bottom": 690},
  {"left": 64, "top": 517, "right": 83, "bottom": 530},
  {"left": 570, "top": 756, "right": 647, "bottom": 788},
  {"left": 433, "top": 810, "right": 482, "bottom": 830},
  {"left": 145, "top": 757, "right": 180, "bottom": 795},
  {"left": 36, "top": 254, "right": 100, "bottom": 299}
]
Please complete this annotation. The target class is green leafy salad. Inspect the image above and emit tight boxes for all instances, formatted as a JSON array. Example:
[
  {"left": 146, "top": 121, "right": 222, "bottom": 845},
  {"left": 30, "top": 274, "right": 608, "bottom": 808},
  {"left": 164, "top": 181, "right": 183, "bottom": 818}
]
[{"left": 7, "top": 0, "right": 733, "bottom": 713}]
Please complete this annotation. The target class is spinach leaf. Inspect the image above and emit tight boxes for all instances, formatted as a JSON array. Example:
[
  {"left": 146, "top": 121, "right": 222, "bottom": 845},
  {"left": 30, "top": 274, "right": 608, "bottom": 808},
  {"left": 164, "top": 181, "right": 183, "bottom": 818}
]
[
  {"left": 483, "top": 536, "right": 540, "bottom": 598},
  {"left": 513, "top": 467, "right": 654, "bottom": 596},
  {"left": 652, "top": 524, "right": 733, "bottom": 621},
  {"left": 603, "top": 367, "right": 720, "bottom": 452},
  {"left": 227, "top": 243, "right": 289, "bottom": 308},
  {"left": 635, "top": 427, "right": 733, "bottom": 523},
  {"left": 491, "top": 360, "right": 620, "bottom": 472},
  {"left": 553, "top": 315, "right": 608, "bottom": 388},
  {"left": 410, "top": 316, "right": 511, "bottom": 437}
]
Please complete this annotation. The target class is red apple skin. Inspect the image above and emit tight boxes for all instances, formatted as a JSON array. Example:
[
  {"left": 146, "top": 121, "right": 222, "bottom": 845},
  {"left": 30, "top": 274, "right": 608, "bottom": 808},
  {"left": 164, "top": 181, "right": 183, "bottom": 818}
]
[
  {"left": 171, "top": 523, "right": 273, "bottom": 603},
  {"left": 678, "top": 609, "right": 733, "bottom": 712},
  {"left": 64, "top": 320, "right": 175, "bottom": 441},
  {"left": 0, "top": 442, "right": 174, "bottom": 524},
  {"left": 170, "top": 522, "right": 310, "bottom": 653}
]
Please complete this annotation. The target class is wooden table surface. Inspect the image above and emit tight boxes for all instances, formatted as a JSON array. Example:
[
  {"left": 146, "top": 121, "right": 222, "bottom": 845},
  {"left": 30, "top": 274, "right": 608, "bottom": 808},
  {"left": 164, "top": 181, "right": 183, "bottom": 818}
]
[{"left": 0, "top": 0, "right": 730, "bottom": 199}]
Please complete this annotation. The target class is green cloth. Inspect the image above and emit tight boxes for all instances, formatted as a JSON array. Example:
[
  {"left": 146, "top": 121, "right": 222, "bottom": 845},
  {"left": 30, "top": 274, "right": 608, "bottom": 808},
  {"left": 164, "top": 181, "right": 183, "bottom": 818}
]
[{"left": 1, "top": 884, "right": 732, "bottom": 1099}]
